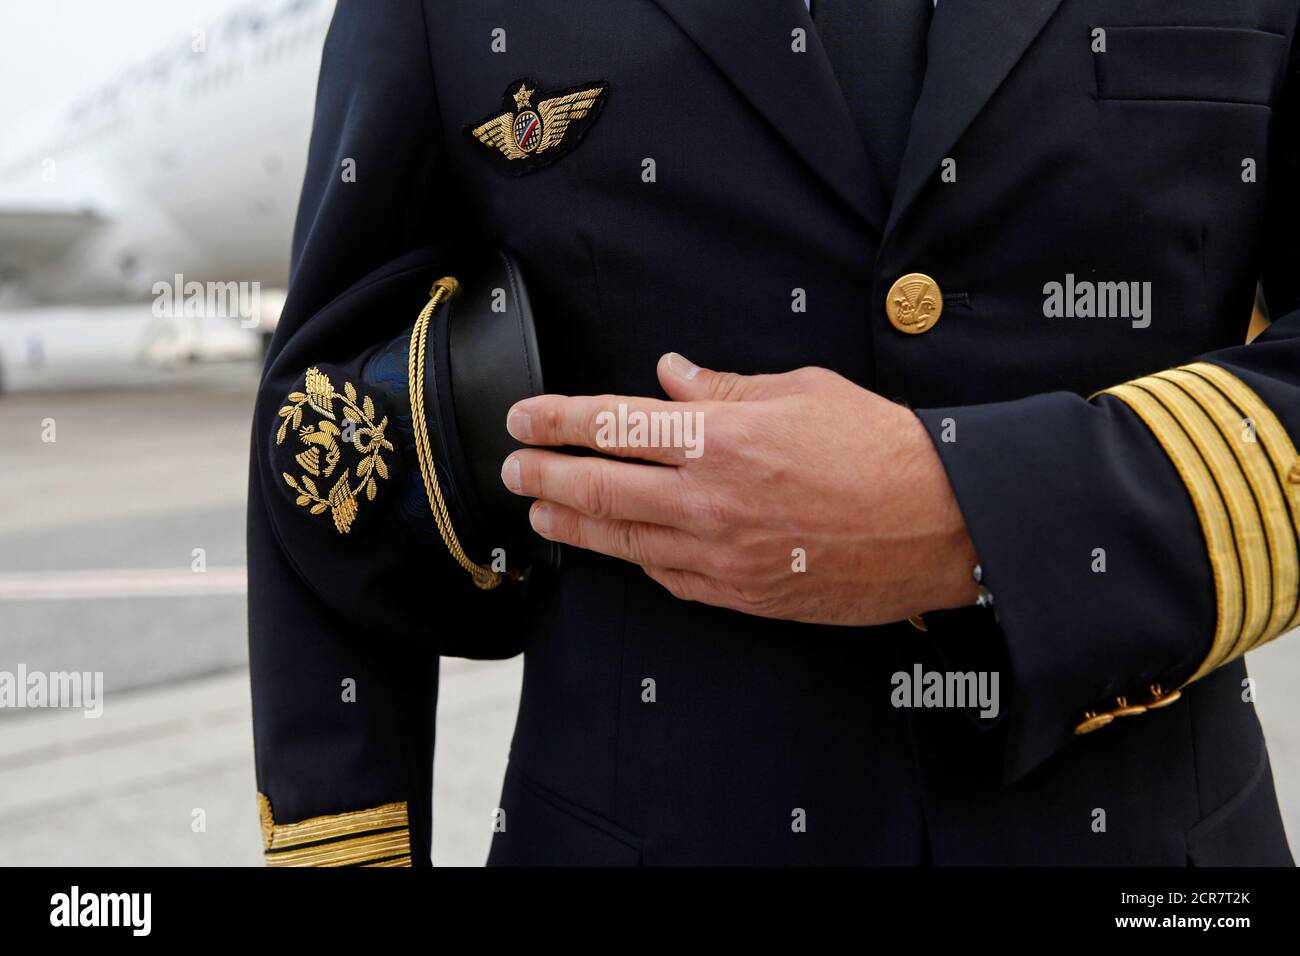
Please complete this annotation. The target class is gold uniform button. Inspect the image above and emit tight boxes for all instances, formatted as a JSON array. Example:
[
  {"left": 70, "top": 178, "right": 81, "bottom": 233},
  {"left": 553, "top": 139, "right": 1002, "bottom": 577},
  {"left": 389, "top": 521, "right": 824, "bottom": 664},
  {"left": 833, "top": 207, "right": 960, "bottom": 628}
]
[
  {"left": 886, "top": 273, "right": 943, "bottom": 334},
  {"left": 1074, "top": 712, "right": 1114, "bottom": 735},
  {"left": 1145, "top": 685, "right": 1182, "bottom": 709},
  {"left": 1110, "top": 696, "right": 1148, "bottom": 718}
]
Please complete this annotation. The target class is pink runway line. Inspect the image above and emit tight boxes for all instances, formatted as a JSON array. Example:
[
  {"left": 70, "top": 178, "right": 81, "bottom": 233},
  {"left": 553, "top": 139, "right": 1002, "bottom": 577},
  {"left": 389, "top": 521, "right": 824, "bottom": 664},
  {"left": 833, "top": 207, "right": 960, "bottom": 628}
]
[{"left": 0, "top": 568, "right": 247, "bottom": 600}]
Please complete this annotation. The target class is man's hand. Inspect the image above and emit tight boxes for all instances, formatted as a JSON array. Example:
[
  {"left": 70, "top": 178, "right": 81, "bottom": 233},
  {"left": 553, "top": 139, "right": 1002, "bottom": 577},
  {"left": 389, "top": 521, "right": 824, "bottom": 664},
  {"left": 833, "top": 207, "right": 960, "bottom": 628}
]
[{"left": 501, "top": 353, "right": 979, "bottom": 626}]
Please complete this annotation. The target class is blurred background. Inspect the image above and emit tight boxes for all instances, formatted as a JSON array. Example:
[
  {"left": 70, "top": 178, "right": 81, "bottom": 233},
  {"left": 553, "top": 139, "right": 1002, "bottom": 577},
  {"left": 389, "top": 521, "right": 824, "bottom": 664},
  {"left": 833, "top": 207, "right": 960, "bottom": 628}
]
[
  {"left": 0, "top": 0, "right": 518, "bottom": 866},
  {"left": 0, "top": 0, "right": 1295, "bottom": 867}
]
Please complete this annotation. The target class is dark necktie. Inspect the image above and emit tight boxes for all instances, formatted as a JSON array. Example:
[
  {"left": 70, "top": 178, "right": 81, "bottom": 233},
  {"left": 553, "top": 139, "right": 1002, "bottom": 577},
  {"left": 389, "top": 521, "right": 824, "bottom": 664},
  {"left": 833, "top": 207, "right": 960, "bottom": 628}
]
[{"left": 814, "top": 0, "right": 935, "bottom": 196}]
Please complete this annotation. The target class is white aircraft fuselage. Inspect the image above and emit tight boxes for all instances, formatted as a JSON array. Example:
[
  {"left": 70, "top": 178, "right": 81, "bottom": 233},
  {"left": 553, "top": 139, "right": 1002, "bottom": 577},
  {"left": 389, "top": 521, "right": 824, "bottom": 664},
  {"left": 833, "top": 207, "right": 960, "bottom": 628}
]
[{"left": 0, "top": 0, "right": 333, "bottom": 307}]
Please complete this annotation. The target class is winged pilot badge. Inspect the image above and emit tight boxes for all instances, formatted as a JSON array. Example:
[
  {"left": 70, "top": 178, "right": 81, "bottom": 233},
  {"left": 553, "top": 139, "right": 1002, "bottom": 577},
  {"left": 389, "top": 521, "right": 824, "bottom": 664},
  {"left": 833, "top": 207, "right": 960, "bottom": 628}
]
[{"left": 467, "top": 78, "right": 608, "bottom": 174}]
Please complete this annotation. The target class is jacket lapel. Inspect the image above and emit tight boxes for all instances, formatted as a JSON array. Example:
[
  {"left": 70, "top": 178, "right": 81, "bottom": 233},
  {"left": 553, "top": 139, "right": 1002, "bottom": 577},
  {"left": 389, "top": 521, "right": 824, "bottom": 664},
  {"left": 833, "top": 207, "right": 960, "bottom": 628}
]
[
  {"left": 649, "top": 0, "right": 885, "bottom": 234},
  {"left": 884, "top": 0, "right": 1067, "bottom": 243}
]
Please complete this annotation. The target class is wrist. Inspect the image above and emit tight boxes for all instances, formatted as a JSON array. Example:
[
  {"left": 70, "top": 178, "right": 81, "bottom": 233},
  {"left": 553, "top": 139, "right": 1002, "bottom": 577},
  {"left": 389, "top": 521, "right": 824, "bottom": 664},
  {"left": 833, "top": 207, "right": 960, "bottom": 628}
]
[
  {"left": 908, "top": 410, "right": 981, "bottom": 611},
  {"left": 933, "top": 518, "right": 981, "bottom": 610}
]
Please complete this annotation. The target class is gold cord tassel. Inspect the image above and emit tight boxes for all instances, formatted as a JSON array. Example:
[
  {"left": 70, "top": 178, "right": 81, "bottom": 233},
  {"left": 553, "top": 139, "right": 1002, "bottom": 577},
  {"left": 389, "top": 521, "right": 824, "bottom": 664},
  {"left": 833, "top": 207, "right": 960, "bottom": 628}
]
[{"left": 408, "top": 277, "right": 502, "bottom": 589}]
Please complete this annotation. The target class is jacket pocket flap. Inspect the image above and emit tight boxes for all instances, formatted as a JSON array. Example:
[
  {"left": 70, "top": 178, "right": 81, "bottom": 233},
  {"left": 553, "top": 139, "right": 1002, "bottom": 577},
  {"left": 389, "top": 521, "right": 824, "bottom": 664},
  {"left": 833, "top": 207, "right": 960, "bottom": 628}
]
[{"left": 1096, "top": 26, "right": 1287, "bottom": 106}]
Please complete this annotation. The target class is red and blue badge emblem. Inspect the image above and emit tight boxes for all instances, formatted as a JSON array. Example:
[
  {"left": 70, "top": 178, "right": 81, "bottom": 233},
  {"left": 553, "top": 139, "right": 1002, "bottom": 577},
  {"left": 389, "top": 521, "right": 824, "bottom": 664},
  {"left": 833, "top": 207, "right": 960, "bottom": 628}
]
[
  {"left": 513, "top": 107, "right": 543, "bottom": 153},
  {"left": 467, "top": 78, "right": 608, "bottom": 174}
]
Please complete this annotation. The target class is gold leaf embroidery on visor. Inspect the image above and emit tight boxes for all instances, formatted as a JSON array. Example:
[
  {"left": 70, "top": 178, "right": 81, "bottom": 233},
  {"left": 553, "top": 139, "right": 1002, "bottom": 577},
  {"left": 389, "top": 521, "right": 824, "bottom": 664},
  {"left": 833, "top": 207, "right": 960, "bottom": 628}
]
[{"left": 276, "top": 367, "right": 393, "bottom": 534}]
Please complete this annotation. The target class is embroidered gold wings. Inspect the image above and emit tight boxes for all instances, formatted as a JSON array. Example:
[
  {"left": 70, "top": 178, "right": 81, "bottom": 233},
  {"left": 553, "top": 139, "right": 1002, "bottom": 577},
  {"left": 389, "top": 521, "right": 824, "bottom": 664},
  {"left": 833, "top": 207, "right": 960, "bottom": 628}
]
[{"left": 469, "top": 80, "right": 607, "bottom": 166}]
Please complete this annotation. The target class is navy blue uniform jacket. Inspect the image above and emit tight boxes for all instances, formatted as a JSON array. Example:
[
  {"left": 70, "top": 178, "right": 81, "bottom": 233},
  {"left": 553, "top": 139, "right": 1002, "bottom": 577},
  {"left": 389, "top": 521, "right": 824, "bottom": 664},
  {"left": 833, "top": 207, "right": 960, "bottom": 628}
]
[{"left": 248, "top": 0, "right": 1299, "bottom": 865}]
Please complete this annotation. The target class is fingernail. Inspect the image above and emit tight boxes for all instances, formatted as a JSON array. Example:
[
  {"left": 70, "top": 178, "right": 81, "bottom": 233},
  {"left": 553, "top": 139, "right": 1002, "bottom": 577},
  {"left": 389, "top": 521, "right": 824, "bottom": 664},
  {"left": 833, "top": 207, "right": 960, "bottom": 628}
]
[
  {"left": 501, "top": 456, "right": 522, "bottom": 492},
  {"left": 666, "top": 352, "right": 700, "bottom": 380},
  {"left": 507, "top": 408, "right": 533, "bottom": 442},
  {"left": 531, "top": 503, "right": 551, "bottom": 534}
]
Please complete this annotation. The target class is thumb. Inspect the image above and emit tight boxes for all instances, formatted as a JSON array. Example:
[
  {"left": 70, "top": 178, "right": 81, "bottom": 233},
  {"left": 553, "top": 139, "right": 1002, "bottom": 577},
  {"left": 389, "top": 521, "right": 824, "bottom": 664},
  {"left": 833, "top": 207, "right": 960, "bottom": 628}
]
[{"left": 657, "top": 352, "right": 794, "bottom": 402}]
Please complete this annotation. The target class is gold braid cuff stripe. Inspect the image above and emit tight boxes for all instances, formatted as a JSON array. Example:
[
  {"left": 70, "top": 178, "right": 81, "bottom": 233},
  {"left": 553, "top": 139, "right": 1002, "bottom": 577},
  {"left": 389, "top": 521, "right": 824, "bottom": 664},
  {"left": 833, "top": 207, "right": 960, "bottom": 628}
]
[
  {"left": 1098, "top": 362, "right": 1300, "bottom": 686},
  {"left": 1137, "top": 376, "right": 1269, "bottom": 666},
  {"left": 1181, "top": 363, "right": 1300, "bottom": 640},
  {"left": 266, "top": 831, "right": 411, "bottom": 867},
  {"left": 1164, "top": 368, "right": 1299, "bottom": 644},
  {"left": 1102, "top": 381, "right": 1243, "bottom": 683},
  {"left": 408, "top": 277, "right": 503, "bottom": 590},
  {"left": 258, "top": 794, "right": 412, "bottom": 867}
]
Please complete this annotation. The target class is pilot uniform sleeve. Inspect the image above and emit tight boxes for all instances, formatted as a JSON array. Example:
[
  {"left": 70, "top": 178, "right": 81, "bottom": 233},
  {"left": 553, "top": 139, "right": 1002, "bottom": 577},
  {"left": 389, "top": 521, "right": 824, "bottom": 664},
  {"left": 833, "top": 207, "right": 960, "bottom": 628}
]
[
  {"left": 913, "top": 33, "right": 1300, "bottom": 783},
  {"left": 247, "top": 0, "right": 528, "bottom": 866}
]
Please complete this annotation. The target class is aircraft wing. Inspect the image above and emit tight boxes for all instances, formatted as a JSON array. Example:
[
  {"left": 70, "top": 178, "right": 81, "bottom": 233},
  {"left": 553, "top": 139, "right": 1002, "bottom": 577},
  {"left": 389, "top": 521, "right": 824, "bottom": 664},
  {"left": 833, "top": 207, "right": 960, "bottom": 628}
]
[{"left": 0, "top": 205, "right": 105, "bottom": 277}]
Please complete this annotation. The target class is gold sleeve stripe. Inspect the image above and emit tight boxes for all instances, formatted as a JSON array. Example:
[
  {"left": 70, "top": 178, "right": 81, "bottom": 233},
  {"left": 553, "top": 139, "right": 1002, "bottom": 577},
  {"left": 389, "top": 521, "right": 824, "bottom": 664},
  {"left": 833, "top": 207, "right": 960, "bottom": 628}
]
[
  {"left": 1180, "top": 362, "right": 1300, "bottom": 641},
  {"left": 362, "top": 855, "right": 412, "bottom": 867},
  {"left": 259, "top": 797, "right": 408, "bottom": 850},
  {"left": 1159, "top": 367, "right": 1299, "bottom": 649},
  {"left": 1134, "top": 377, "right": 1271, "bottom": 664},
  {"left": 1102, "top": 382, "right": 1244, "bottom": 681},
  {"left": 265, "top": 830, "right": 412, "bottom": 868},
  {"left": 258, "top": 793, "right": 412, "bottom": 867}
]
